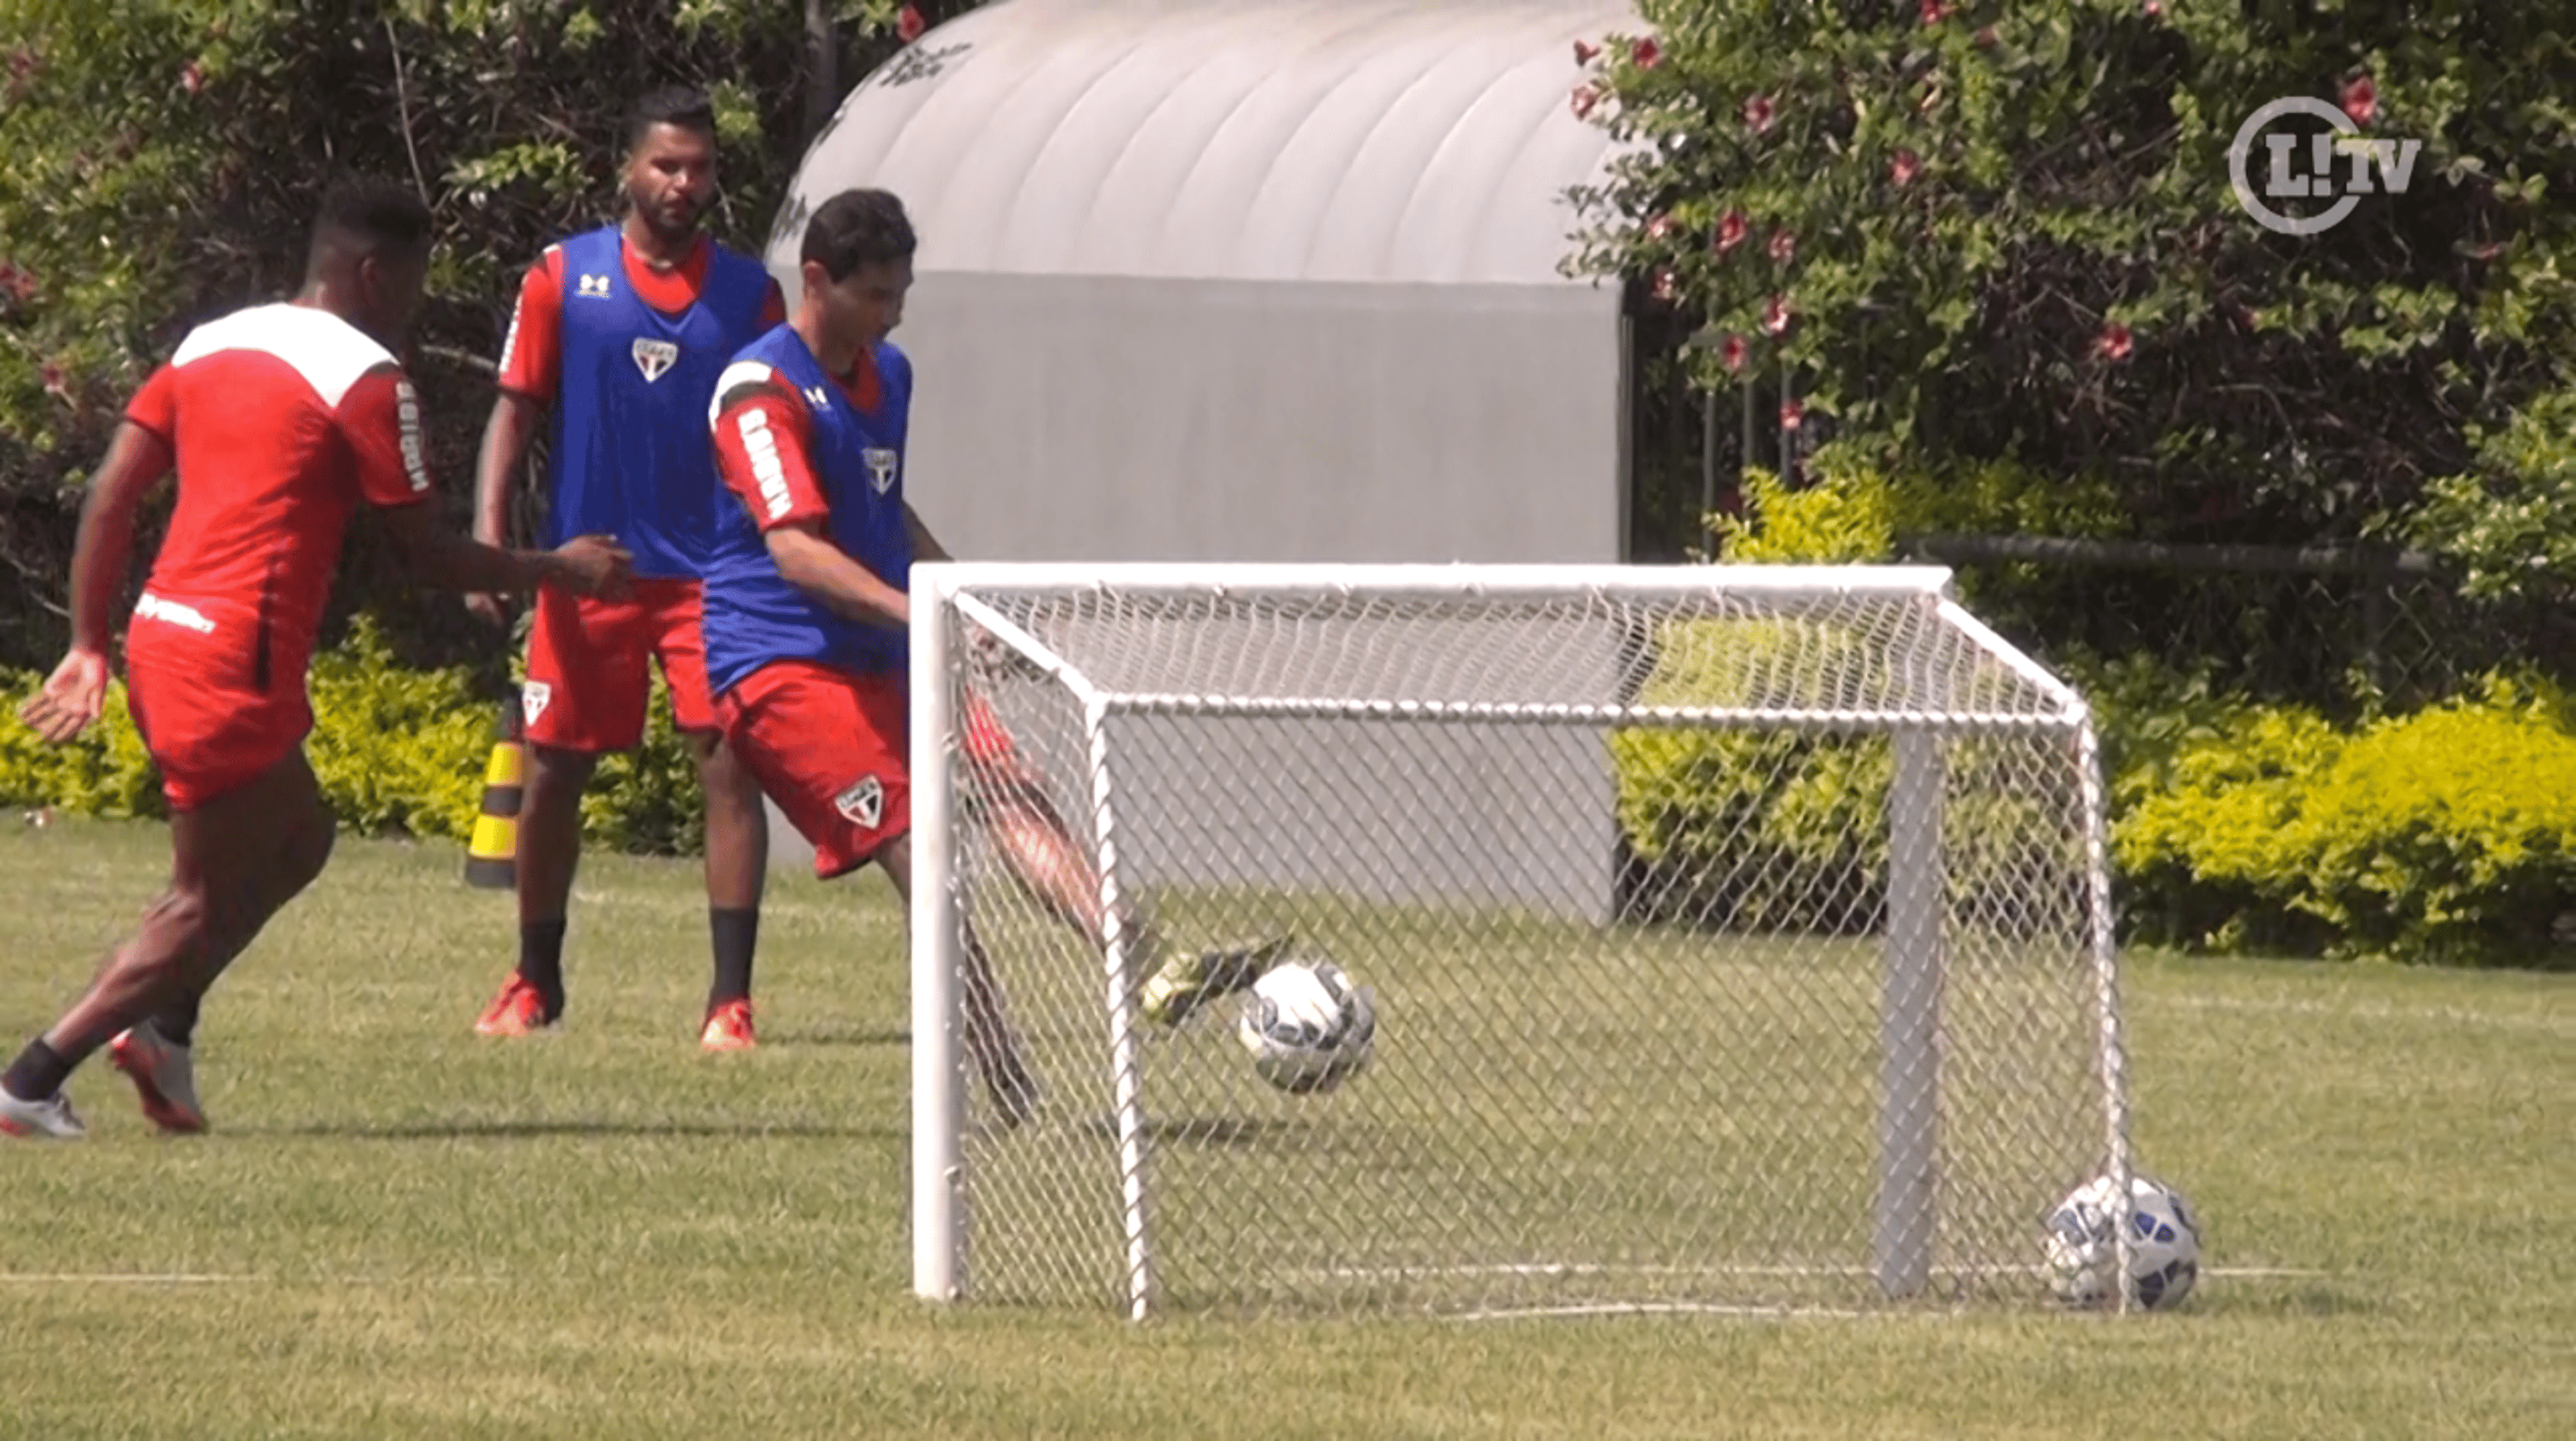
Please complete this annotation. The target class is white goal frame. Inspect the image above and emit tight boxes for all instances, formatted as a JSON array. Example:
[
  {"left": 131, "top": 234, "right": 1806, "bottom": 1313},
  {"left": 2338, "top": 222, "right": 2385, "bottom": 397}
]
[{"left": 907, "top": 562, "right": 2138, "bottom": 1320}]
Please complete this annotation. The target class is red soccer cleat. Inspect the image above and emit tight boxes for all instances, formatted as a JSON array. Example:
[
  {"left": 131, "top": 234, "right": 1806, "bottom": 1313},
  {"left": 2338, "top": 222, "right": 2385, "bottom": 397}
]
[
  {"left": 474, "top": 974, "right": 556, "bottom": 1036},
  {"left": 699, "top": 999, "right": 756, "bottom": 1053}
]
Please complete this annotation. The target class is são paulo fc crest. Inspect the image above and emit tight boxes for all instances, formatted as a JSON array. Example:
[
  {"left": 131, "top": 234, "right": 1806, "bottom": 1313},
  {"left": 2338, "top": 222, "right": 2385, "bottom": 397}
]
[
  {"left": 632, "top": 339, "right": 680, "bottom": 383},
  {"left": 863, "top": 447, "right": 899, "bottom": 494},
  {"left": 835, "top": 776, "right": 884, "bottom": 829},
  {"left": 521, "top": 681, "right": 552, "bottom": 727}
]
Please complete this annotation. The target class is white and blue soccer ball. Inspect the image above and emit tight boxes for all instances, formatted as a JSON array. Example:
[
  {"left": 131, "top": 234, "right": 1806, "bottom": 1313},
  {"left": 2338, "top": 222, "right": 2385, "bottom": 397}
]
[
  {"left": 2043, "top": 1171, "right": 2202, "bottom": 1310},
  {"left": 1236, "top": 959, "right": 1376, "bottom": 1095}
]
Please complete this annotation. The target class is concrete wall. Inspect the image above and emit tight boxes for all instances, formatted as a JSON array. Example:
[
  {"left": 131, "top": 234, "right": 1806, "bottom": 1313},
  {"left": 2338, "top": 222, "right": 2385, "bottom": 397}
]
[
  {"left": 759, "top": 272, "right": 1631, "bottom": 924},
  {"left": 753, "top": 0, "right": 1646, "bottom": 917}
]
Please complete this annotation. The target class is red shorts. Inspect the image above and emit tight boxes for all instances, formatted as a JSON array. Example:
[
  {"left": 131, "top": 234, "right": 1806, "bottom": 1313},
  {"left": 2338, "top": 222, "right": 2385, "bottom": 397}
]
[
  {"left": 123, "top": 609, "right": 311, "bottom": 812},
  {"left": 715, "top": 661, "right": 1022, "bottom": 880},
  {"left": 521, "top": 578, "right": 715, "bottom": 752}
]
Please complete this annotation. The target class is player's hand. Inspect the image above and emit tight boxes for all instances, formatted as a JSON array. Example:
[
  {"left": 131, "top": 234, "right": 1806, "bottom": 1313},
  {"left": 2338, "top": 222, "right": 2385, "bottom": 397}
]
[
  {"left": 17, "top": 647, "right": 110, "bottom": 745},
  {"left": 464, "top": 592, "right": 514, "bottom": 628},
  {"left": 549, "top": 535, "right": 633, "bottom": 600}
]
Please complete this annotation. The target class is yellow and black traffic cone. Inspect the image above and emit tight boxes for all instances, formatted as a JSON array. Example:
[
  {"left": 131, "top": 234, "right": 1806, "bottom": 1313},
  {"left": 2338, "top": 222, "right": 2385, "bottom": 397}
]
[{"left": 464, "top": 699, "right": 525, "bottom": 890}]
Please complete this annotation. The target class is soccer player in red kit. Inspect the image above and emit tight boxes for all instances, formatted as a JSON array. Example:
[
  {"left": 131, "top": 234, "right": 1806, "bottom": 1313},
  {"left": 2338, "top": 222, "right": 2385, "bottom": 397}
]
[
  {"left": 2, "top": 176, "right": 631, "bottom": 1140},
  {"left": 701, "top": 190, "right": 1287, "bottom": 1121},
  {"left": 466, "top": 87, "right": 786, "bottom": 1050}
]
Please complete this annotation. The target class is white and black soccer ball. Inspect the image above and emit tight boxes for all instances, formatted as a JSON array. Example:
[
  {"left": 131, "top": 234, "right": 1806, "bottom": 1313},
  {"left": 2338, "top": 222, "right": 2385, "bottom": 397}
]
[
  {"left": 1236, "top": 959, "right": 1376, "bottom": 1095},
  {"left": 2043, "top": 1171, "right": 2202, "bottom": 1310}
]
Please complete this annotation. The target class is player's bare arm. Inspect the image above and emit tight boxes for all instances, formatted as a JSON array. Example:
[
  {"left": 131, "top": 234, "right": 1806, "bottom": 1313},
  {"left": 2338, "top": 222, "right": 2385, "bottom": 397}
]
[
  {"left": 464, "top": 390, "right": 547, "bottom": 624},
  {"left": 331, "top": 355, "right": 629, "bottom": 600},
  {"left": 16, "top": 419, "right": 175, "bottom": 745},
  {"left": 762, "top": 522, "right": 909, "bottom": 628},
  {"left": 381, "top": 504, "right": 633, "bottom": 600},
  {"left": 464, "top": 256, "right": 561, "bottom": 626}
]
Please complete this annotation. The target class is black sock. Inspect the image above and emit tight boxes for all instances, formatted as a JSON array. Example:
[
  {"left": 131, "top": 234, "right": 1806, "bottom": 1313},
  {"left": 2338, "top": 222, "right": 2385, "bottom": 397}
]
[
  {"left": 519, "top": 920, "right": 568, "bottom": 1016},
  {"left": 156, "top": 989, "right": 203, "bottom": 1049},
  {"left": 708, "top": 908, "right": 758, "bottom": 1011},
  {"left": 3, "top": 1039, "right": 73, "bottom": 1103}
]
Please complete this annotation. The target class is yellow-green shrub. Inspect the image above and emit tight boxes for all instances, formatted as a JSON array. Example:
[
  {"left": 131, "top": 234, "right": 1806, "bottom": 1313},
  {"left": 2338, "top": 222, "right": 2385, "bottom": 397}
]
[
  {"left": 0, "top": 615, "right": 706, "bottom": 856},
  {"left": 2114, "top": 678, "right": 2576, "bottom": 967}
]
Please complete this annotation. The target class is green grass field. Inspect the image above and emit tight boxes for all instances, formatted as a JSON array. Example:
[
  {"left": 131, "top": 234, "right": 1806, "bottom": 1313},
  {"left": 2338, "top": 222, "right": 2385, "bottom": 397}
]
[{"left": 2, "top": 817, "right": 2568, "bottom": 1439}]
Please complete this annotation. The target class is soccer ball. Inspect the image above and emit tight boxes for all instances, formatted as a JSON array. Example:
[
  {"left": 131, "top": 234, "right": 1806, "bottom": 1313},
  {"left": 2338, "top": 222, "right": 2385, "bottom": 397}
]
[
  {"left": 2042, "top": 1171, "right": 2202, "bottom": 1310},
  {"left": 1236, "top": 959, "right": 1376, "bottom": 1095}
]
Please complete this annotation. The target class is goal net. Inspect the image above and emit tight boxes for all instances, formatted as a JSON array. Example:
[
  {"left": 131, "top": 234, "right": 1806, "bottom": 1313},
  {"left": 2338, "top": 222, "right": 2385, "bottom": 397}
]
[{"left": 906, "top": 563, "right": 2131, "bottom": 1320}]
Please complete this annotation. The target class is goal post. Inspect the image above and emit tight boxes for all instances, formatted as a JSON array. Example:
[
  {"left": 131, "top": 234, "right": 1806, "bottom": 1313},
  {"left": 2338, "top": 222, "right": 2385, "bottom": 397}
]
[{"left": 908, "top": 562, "right": 2135, "bottom": 1319}]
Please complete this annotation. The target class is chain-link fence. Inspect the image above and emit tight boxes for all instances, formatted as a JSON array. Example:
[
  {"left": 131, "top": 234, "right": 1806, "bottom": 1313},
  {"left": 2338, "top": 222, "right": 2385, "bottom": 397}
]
[
  {"left": 1896, "top": 533, "right": 2573, "bottom": 717},
  {"left": 916, "top": 568, "right": 2126, "bottom": 1319}
]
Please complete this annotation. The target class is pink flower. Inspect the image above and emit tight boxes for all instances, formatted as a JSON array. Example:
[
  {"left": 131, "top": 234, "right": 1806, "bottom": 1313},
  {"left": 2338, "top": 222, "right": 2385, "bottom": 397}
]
[
  {"left": 179, "top": 60, "right": 202, "bottom": 95},
  {"left": 40, "top": 361, "right": 67, "bottom": 398},
  {"left": 1719, "top": 335, "right": 1748, "bottom": 374},
  {"left": 2341, "top": 75, "right": 2377, "bottom": 127},
  {"left": 1574, "top": 39, "right": 1601, "bottom": 66},
  {"left": 2096, "top": 323, "right": 2134, "bottom": 361},
  {"left": 1645, "top": 211, "right": 1676, "bottom": 241},
  {"left": 896, "top": 3, "right": 926, "bottom": 43},
  {"left": 1920, "top": 0, "right": 1949, "bottom": 24},
  {"left": 2143, "top": 0, "right": 2164, "bottom": 16},
  {"left": 1652, "top": 268, "right": 1680, "bottom": 303},
  {"left": 1631, "top": 38, "right": 1662, "bottom": 68},
  {"left": 1768, "top": 228, "right": 1796, "bottom": 264},
  {"left": 0, "top": 263, "right": 28, "bottom": 303},
  {"left": 1743, "top": 94, "right": 1776, "bottom": 134},
  {"left": 1762, "top": 296, "right": 1792, "bottom": 335},
  {"left": 1780, "top": 399, "right": 1805, "bottom": 431},
  {"left": 1570, "top": 84, "right": 1601, "bottom": 119},
  {"left": 1892, "top": 148, "right": 1922, "bottom": 186},
  {"left": 1714, "top": 209, "right": 1749, "bottom": 252}
]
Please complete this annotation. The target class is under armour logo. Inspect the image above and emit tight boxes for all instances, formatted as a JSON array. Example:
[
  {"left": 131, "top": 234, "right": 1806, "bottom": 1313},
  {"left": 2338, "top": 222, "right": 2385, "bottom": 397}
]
[
  {"left": 576, "top": 274, "right": 611, "bottom": 298},
  {"left": 633, "top": 339, "right": 678, "bottom": 382}
]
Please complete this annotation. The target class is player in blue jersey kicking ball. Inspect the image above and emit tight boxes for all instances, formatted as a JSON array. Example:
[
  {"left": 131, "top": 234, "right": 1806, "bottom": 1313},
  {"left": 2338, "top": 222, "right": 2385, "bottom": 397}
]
[
  {"left": 702, "top": 189, "right": 1285, "bottom": 1118},
  {"left": 466, "top": 86, "right": 786, "bottom": 1050}
]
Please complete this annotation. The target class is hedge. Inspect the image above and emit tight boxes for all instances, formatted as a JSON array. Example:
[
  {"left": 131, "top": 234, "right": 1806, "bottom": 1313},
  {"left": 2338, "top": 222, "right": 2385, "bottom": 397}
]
[
  {"left": 1615, "top": 458, "right": 2576, "bottom": 969},
  {"left": 2116, "top": 678, "right": 2576, "bottom": 967},
  {"left": 0, "top": 615, "right": 706, "bottom": 857}
]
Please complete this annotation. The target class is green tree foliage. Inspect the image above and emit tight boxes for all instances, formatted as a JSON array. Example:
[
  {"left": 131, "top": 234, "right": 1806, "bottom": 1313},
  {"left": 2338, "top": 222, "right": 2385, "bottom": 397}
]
[
  {"left": 1567, "top": 0, "right": 2576, "bottom": 552},
  {"left": 2406, "top": 383, "right": 2576, "bottom": 603},
  {"left": 0, "top": 0, "right": 973, "bottom": 672}
]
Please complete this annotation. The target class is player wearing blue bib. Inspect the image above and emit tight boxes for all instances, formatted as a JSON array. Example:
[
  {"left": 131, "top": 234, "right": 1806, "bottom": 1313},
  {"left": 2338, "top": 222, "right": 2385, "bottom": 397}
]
[
  {"left": 468, "top": 87, "right": 786, "bottom": 1051},
  {"left": 702, "top": 191, "right": 1291, "bottom": 1121}
]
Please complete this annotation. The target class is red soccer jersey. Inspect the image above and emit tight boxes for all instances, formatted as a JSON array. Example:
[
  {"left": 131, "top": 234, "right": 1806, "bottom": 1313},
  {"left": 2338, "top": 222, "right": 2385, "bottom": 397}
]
[
  {"left": 706, "top": 361, "right": 883, "bottom": 535},
  {"left": 123, "top": 302, "right": 434, "bottom": 661},
  {"left": 495, "top": 233, "right": 789, "bottom": 403}
]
